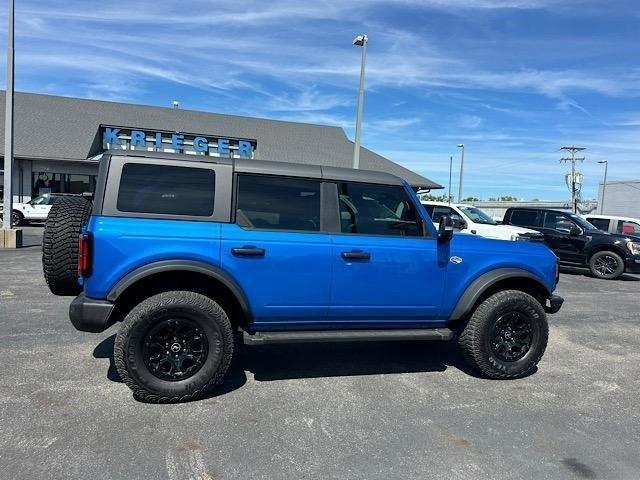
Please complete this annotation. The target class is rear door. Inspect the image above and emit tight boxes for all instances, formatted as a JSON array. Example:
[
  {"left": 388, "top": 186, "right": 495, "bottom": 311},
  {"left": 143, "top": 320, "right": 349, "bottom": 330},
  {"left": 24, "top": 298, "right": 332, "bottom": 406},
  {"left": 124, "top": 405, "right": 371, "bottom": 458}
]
[
  {"left": 220, "top": 174, "right": 332, "bottom": 328},
  {"left": 327, "top": 182, "right": 445, "bottom": 324}
]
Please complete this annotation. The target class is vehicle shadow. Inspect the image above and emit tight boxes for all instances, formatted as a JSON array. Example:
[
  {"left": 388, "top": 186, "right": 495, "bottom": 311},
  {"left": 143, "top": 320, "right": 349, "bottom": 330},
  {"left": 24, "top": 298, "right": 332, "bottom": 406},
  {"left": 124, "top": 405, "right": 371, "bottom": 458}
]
[
  {"left": 94, "top": 334, "right": 480, "bottom": 402},
  {"left": 560, "top": 266, "right": 640, "bottom": 281}
]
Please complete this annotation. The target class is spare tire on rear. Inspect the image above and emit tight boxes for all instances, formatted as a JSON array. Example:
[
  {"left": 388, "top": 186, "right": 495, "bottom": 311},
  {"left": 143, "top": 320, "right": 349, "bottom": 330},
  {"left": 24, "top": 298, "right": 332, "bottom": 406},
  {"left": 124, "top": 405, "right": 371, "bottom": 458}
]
[{"left": 42, "top": 196, "right": 93, "bottom": 296}]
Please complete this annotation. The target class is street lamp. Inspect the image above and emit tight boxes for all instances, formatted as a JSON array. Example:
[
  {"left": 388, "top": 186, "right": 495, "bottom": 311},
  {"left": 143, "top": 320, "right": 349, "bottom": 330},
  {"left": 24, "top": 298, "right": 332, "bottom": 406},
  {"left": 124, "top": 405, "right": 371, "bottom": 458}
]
[
  {"left": 2, "top": 0, "right": 15, "bottom": 231},
  {"left": 457, "top": 144, "right": 465, "bottom": 202},
  {"left": 352, "top": 34, "right": 368, "bottom": 169},
  {"left": 598, "top": 160, "right": 608, "bottom": 214}
]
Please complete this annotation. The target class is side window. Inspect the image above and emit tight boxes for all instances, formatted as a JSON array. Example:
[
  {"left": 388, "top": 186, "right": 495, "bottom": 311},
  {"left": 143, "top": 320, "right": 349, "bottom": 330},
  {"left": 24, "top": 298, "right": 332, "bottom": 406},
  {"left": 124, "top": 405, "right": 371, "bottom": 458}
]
[
  {"left": 543, "top": 212, "right": 575, "bottom": 233},
  {"left": 431, "top": 206, "right": 454, "bottom": 224},
  {"left": 587, "top": 218, "right": 610, "bottom": 232},
  {"left": 618, "top": 220, "right": 640, "bottom": 235},
  {"left": 509, "top": 209, "right": 542, "bottom": 228},
  {"left": 337, "top": 182, "right": 422, "bottom": 237},
  {"left": 117, "top": 163, "right": 215, "bottom": 216},
  {"left": 235, "top": 174, "right": 320, "bottom": 232}
]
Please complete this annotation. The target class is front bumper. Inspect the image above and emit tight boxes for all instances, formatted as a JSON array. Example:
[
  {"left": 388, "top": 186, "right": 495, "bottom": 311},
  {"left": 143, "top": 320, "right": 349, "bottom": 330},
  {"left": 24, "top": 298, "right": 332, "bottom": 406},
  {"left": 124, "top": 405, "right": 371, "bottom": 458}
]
[
  {"left": 625, "top": 257, "right": 640, "bottom": 274},
  {"left": 544, "top": 295, "right": 564, "bottom": 314},
  {"left": 69, "top": 293, "right": 115, "bottom": 333}
]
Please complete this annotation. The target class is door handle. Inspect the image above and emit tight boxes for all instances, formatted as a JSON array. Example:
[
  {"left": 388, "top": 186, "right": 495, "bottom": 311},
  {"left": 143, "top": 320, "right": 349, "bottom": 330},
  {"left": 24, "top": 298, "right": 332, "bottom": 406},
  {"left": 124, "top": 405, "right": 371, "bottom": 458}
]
[
  {"left": 231, "top": 246, "right": 265, "bottom": 257},
  {"left": 341, "top": 250, "right": 370, "bottom": 260}
]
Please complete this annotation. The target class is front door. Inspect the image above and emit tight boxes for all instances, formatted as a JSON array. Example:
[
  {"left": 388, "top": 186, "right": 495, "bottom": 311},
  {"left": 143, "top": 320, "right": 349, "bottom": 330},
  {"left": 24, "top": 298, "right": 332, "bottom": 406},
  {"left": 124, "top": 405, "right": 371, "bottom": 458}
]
[
  {"left": 220, "top": 174, "right": 331, "bottom": 328},
  {"left": 328, "top": 181, "right": 446, "bottom": 324},
  {"left": 540, "top": 211, "right": 587, "bottom": 263}
]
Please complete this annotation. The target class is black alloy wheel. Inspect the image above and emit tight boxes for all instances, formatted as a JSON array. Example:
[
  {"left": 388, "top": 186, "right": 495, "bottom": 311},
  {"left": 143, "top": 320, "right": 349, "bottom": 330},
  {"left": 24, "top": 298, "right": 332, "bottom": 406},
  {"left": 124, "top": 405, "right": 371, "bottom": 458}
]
[
  {"left": 142, "top": 318, "right": 209, "bottom": 381},
  {"left": 489, "top": 311, "right": 533, "bottom": 362},
  {"left": 589, "top": 250, "right": 624, "bottom": 280},
  {"left": 593, "top": 254, "right": 619, "bottom": 277},
  {"left": 12, "top": 210, "right": 23, "bottom": 226}
]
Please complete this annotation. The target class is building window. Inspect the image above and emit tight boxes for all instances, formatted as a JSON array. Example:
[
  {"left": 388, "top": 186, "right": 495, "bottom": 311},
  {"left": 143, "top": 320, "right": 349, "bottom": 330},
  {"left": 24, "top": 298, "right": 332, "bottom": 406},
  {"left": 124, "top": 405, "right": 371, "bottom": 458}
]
[{"left": 32, "top": 172, "right": 96, "bottom": 196}]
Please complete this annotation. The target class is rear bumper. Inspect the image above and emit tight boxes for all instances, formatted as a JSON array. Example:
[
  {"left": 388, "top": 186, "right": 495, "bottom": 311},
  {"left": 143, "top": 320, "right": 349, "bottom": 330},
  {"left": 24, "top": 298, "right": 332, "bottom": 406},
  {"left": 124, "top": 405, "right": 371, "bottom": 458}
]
[
  {"left": 545, "top": 295, "right": 564, "bottom": 314},
  {"left": 69, "top": 293, "right": 115, "bottom": 333},
  {"left": 625, "top": 257, "right": 640, "bottom": 274}
]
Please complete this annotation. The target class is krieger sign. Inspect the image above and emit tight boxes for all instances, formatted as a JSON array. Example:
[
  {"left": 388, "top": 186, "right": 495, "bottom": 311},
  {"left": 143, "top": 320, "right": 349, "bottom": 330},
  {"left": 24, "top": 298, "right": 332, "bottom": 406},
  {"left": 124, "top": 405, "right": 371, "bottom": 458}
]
[{"left": 102, "top": 127, "right": 256, "bottom": 158}]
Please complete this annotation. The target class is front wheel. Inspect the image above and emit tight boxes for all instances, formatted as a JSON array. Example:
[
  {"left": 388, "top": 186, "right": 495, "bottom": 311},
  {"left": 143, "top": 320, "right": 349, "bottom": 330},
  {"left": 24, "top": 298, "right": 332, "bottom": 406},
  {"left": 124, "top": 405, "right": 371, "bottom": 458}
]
[
  {"left": 458, "top": 290, "right": 548, "bottom": 379},
  {"left": 589, "top": 251, "right": 624, "bottom": 280},
  {"left": 114, "top": 291, "right": 234, "bottom": 403}
]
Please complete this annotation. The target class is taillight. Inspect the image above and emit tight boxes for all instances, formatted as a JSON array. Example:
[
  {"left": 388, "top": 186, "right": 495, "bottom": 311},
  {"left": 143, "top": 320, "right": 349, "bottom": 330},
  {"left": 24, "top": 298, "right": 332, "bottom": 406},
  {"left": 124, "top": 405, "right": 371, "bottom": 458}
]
[{"left": 78, "top": 233, "right": 92, "bottom": 277}]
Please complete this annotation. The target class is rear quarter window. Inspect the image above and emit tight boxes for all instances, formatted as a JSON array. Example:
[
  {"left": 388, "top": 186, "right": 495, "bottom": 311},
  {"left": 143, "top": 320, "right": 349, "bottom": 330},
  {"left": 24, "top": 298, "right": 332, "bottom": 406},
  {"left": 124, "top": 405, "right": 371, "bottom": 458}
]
[{"left": 117, "top": 163, "right": 215, "bottom": 216}]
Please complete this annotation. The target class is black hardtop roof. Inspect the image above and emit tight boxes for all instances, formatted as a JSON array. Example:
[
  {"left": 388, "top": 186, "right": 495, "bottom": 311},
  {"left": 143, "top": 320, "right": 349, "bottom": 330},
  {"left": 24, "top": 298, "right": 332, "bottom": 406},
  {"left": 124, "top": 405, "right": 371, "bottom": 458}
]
[{"left": 104, "top": 150, "right": 406, "bottom": 186}]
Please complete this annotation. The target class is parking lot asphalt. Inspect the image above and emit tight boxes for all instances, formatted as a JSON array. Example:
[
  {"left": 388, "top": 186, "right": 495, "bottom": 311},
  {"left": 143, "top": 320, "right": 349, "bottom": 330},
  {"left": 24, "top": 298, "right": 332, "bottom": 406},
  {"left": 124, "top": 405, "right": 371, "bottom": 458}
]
[{"left": 1, "top": 242, "right": 639, "bottom": 480}]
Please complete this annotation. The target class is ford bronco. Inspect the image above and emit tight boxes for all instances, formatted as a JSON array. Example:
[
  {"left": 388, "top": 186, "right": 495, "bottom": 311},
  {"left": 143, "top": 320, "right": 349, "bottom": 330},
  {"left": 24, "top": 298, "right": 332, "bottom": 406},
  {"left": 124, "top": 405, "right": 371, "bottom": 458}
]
[{"left": 43, "top": 151, "right": 563, "bottom": 403}]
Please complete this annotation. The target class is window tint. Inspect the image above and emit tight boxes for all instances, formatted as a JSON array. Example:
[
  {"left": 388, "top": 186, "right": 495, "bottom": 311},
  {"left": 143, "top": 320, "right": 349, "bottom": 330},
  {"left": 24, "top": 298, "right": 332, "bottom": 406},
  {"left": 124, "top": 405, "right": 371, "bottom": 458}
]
[
  {"left": 544, "top": 212, "right": 575, "bottom": 233},
  {"left": 236, "top": 174, "right": 320, "bottom": 231},
  {"left": 587, "top": 218, "right": 610, "bottom": 231},
  {"left": 430, "top": 206, "right": 455, "bottom": 224},
  {"left": 618, "top": 220, "right": 640, "bottom": 235},
  {"left": 338, "top": 182, "right": 422, "bottom": 237},
  {"left": 117, "top": 163, "right": 215, "bottom": 216},
  {"left": 509, "top": 209, "right": 542, "bottom": 228}
]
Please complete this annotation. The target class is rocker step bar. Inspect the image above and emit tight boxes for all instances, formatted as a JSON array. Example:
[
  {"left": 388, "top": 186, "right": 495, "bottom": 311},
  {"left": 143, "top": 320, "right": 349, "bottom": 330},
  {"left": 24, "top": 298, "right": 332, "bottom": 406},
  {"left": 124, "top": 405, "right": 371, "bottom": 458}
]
[{"left": 243, "top": 328, "right": 454, "bottom": 345}]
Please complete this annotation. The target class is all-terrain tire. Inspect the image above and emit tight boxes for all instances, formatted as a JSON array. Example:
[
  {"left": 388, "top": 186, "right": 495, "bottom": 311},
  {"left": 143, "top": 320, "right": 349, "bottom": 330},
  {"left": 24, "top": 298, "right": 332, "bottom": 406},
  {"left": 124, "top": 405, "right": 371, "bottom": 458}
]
[
  {"left": 589, "top": 250, "right": 625, "bottom": 280},
  {"left": 114, "top": 291, "right": 234, "bottom": 403},
  {"left": 458, "top": 290, "right": 548, "bottom": 379},
  {"left": 42, "top": 196, "right": 92, "bottom": 296}
]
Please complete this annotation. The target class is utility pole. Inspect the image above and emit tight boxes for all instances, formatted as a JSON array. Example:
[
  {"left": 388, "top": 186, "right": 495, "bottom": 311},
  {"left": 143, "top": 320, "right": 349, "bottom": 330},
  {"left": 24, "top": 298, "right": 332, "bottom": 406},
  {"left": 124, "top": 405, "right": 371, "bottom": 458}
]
[
  {"left": 598, "top": 160, "right": 608, "bottom": 214},
  {"left": 352, "top": 34, "right": 368, "bottom": 169},
  {"left": 560, "top": 146, "right": 585, "bottom": 214},
  {"left": 2, "top": 0, "right": 15, "bottom": 230}
]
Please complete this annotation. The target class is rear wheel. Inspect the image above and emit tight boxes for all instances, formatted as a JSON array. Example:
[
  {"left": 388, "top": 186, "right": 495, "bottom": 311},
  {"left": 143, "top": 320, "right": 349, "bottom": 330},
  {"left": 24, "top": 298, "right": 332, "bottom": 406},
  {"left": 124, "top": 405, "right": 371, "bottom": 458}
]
[
  {"left": 11, "top": 210, "right": 24, "bottom": 226},
  {"left": 458, "top": 290, "right": 548, "bottom": 379},
  {"left": 114, "top": 291, "right": 234, "bottom": 403},
  {"left": 42, "top": 196, "right": 92, "bottom": 296},
  {"left": 589, "top": 251, "right": 624, "bottom": 280}
]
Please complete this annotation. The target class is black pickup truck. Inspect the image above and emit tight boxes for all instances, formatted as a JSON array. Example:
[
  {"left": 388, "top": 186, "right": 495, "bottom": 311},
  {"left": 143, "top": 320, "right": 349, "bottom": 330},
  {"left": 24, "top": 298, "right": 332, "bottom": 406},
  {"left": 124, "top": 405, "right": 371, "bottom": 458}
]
[{"left": 503, "top": 207, "right": 640, "bottom": 280}]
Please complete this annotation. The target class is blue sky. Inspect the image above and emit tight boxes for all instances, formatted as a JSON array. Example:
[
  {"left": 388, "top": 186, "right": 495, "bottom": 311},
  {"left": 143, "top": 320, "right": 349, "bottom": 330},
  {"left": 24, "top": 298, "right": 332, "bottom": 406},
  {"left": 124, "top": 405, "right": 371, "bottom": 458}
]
[{"left": 1, "top": 0, "right": 639, "bottom": 200}]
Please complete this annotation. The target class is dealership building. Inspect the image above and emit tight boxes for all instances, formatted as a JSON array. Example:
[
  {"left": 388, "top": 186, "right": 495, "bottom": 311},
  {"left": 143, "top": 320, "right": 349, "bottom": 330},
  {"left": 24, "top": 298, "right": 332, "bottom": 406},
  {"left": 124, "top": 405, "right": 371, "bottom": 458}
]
[{"left": 0, "top": 91, "right": 439, "bottom": 203}]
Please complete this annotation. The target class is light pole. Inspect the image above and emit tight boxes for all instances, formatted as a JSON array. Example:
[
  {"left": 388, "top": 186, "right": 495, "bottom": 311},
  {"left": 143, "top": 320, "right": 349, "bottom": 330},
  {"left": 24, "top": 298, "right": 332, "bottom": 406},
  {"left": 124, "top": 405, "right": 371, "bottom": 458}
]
[
  {"left": 457, "top": 144, "right": 465, "bottom": 202},
  {"left": 598, "top": 160, "right": 608, "bottom": 214},
  {"left": 2, "top": 0, "right": 15, "bottom": 230},
  {"left": 448, "top": 155, "right": 453, "bottom": 204},
  {"left": 352, "top": 34, "right": 368, "bottom": 169}
]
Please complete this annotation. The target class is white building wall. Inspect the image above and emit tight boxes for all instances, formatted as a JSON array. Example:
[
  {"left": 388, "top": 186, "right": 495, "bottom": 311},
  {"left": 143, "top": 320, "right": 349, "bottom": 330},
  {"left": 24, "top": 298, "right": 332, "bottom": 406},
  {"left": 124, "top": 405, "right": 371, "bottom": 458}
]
[{"left": 598, "top": 181, "right": 640, "bottom": 217}]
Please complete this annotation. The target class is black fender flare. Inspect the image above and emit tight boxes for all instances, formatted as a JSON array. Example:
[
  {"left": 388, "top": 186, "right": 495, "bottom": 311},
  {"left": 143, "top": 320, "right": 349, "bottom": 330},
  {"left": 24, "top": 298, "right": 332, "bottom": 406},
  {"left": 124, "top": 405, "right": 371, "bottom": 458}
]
[
  {"left": 449, "top": 268, "right": 551, "bottom": 321},
  {"left": 106, "top": 260, "right": 253, "bottom": 322}
]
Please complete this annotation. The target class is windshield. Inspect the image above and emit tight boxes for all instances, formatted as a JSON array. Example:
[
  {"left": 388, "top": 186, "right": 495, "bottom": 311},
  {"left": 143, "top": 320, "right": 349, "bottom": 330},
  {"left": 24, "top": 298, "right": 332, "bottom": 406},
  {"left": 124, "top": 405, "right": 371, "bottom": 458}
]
[
  {"left": 459, "top": 206, "right": 497, "bottom": 225},
  {"left": 569, "top": 214, "right": 597, "bottom": 230},
  {"left": 29, "top": 195, "right": 48, "bottom": 205}
]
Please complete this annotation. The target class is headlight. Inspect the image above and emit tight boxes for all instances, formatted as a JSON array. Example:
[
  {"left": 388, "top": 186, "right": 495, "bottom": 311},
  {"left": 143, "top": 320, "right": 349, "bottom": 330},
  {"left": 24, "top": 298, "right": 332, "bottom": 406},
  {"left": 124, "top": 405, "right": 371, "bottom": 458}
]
[{"left": 627, "top": 242, "right": 640, "bottom": 256}]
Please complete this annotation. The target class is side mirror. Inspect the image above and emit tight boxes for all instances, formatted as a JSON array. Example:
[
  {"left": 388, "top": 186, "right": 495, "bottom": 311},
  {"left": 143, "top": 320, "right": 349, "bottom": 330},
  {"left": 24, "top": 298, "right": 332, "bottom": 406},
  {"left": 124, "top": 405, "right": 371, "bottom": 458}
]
[
  {"left": 569, "top": 225, "right": 582, "bottom": 236},
  {"left": 438, "top": 215, "right": 455, "bottom": 242}
]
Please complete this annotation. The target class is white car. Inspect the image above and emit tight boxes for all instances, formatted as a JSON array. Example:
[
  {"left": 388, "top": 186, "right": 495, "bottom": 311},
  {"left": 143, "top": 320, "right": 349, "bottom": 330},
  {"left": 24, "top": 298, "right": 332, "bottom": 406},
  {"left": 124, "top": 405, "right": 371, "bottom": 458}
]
[
  {"left": 582, "top": 214, "right": 640, "bottom": 235},
  {"left": 0, "top": 193, "right": 68, "bottom": 226},
  {"left": 421, "top": 201, "right": 539, "bottom": 241}
]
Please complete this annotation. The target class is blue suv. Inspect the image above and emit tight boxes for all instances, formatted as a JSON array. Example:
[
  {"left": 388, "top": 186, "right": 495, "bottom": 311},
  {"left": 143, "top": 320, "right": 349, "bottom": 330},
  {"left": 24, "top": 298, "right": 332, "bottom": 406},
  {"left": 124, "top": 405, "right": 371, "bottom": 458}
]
[{"left": 42, "top": 151, "right": 563, "bottom": 403}]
